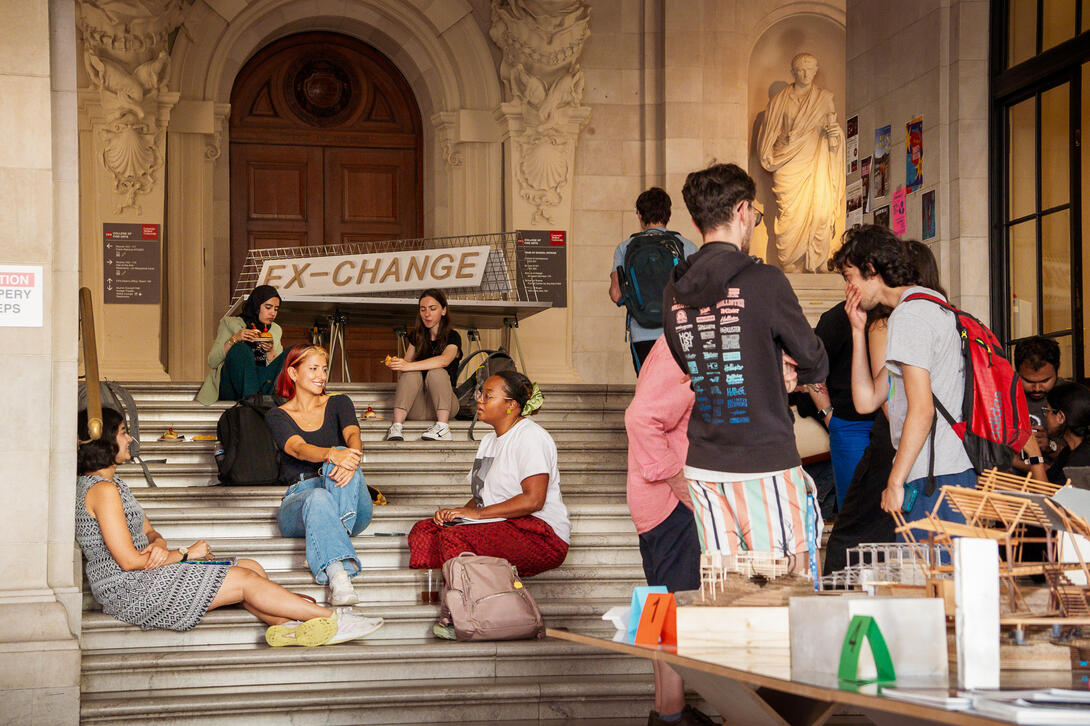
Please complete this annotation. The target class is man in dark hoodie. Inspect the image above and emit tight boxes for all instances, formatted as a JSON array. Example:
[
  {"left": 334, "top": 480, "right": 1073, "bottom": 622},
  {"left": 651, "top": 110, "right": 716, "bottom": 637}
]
[{"left": 663, "top": 162, "right": 828, "bottom": 571}]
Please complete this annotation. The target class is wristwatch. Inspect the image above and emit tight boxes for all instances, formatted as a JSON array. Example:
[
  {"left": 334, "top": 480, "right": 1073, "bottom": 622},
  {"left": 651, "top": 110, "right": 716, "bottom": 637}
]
[
  {"left": 1022, "top": 455, "right": 1045, "bottom": 466},
  {"left": 178, "top": 546, "right": 189, "bottom": 563}
]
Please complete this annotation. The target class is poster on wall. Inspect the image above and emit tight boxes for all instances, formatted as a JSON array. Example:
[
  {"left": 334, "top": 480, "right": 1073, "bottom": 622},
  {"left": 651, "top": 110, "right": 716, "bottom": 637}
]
[
  {"left": 516, "top": 230, "right": 567, "bottom": 308},
  {"left": 906, "top": 116, "right": 923, "bottom": 192},
  {"left": 861, "top": 156, "right": 873, "bottom": 212},
  {"left": 891, "top": 187, "right": 907, "bottom": 235},
  {"left": 846, "top": 179, "right": 863, "bottom": 228},
  {"left": 922, "top": 189, "right": 936, "bottom": 240},
  {"left": 103, "top": 223, "right": 161, "bottom": 304},
  {"left": 0, "top": 265, "right": 43, "bottom": 327},
  {"left": 874, "top": 205, "right": 890, "bottom": 229},
  {"left": 846, "top": 115, "right": 859, "bottom": 175},
  {"left": 874, "top": 124, "right": 891, "bottom": 199}
]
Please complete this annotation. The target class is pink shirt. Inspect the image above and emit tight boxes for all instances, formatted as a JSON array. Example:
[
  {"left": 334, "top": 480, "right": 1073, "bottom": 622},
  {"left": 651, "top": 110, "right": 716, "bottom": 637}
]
[{"left": 624, "top": 337, "right": 695, "bottom": 534}]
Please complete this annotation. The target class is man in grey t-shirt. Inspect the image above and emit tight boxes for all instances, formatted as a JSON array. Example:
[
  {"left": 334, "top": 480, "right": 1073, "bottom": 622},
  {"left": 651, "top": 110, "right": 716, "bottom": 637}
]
[{"left": 831, "top": 226, "right": 976, "bottom": 521}]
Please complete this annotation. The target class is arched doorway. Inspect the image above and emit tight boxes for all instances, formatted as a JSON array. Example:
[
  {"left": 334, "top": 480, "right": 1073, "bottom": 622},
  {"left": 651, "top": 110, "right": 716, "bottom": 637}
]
[{"left": 229, "top": 32, "right": 423, "bottom": 381}]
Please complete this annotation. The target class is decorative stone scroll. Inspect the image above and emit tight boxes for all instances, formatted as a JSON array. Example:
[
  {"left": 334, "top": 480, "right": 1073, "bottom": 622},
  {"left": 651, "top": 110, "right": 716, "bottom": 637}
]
[
  {"left": 78, "top": 0, "right": 188, "bottom": 213},
  {"left": 490, "top": 0, "right": 591, "bottom": 225}
]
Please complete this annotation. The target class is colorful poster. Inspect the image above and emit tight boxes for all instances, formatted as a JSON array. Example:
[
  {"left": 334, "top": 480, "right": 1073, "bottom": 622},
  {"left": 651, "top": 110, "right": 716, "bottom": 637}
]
[
  {"left": 874, "top": 124, "right": 891, "bottom": 199},
  {"left": 861, "top": 156, "right": 872, "bottom": 212},
  {"left": 846, "top": 115, "right": 859, "bottom": 174},
  {"left": 874, "top": 205, "right": 890, "bottom": 229},
  {"left": 846, "top": 179, "right": 863, "bottom": 228},
  {"left": 891, "top": 187, "right": 907, "bottom": 235},
  {"left": 922, "top": 189, "right": 936, "bottom": 240},
  {"left": 906, "top": 116, "right": 923, "bottom": 192}
]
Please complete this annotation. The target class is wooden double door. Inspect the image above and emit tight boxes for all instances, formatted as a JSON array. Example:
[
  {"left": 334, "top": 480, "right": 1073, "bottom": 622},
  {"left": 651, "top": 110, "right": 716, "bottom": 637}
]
[{"left": 229, "top": 32, "right": 423, "bottom": 382}]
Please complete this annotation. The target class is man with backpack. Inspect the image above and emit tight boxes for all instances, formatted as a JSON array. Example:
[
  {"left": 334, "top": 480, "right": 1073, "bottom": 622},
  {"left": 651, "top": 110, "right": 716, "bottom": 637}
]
[
  {"left": 609, "top": 187, "right": 697, "bottom": 374},
  {"left": 831, "top": 226, "right": 1037, "bottom": 520}
]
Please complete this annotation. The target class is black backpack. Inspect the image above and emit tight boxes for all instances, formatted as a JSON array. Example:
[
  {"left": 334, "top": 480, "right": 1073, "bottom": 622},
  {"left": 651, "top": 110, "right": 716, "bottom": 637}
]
[
  {"left": 453, "top": 349, "right": 517, "bottom": 439},
  {"left": 617, "top": 229, "right": 686, "bottom": 329},
  {"left": 215, "top": 394, "right": 282, "bottom": 486}
]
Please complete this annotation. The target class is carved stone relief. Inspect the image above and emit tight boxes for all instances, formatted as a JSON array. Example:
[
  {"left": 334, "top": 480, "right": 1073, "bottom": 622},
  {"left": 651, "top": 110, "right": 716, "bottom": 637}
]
[
  {"left": 78, "top": 1, "right": 188, "bottom": 213},
  {"left": 490, "top": 0, "right": 590, "bottom": 224}
]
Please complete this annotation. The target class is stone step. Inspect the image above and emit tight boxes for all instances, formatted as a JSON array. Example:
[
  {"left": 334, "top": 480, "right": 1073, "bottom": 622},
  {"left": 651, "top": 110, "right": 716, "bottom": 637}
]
[
  {"left": 80, "top": 638, "right": 652, "bottom": 693},
  {"left": 130, "top": 483, "right": 627, "bottom": 508},
  {"left": 137, "top": 416, "right": 627, "bottom": 443},
  {"left": 119, "top": 381, "right": 636, "bottom": 406},
  {"left": 80, "top": 598, "right": 620, "bottom": 650},
  {"left": 79, "top": 674, "right": 654, "bottom": 725},
  {"left": 134, "top": 439, "right": 627, "bottom": 465},
  {"left": 117, "top": 461, "right": 628, "bottom": 489},
  {"left": 82, "top": 564, "right": 647, "bottom": 610},
  {"left": 79, "top": 533, "right": 642, "bottom": 575},
  {"left": 137, "top": 504, "right": 636, "bottom": 539}
]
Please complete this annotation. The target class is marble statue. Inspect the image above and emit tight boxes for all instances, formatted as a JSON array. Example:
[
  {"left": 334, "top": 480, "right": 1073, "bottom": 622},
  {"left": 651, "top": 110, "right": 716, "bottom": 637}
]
[{"left": 757, "top": 52, "right": 845, "bottom": 273}]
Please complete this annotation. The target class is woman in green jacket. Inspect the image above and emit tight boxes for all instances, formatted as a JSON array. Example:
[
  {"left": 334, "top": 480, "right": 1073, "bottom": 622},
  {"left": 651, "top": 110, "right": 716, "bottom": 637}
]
[{"left": 197, "top": 285, "right": 287, "bottom": 404}]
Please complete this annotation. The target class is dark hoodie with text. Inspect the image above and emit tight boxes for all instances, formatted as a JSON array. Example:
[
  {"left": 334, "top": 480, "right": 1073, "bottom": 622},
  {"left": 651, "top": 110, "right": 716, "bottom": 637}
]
[{"left": 663, "top": 241, "right": 828, "bottom": 474}]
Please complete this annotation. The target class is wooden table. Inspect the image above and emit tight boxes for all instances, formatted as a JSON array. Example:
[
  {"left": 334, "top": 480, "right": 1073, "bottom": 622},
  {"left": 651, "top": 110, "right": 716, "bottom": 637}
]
[{"left": 547, "top": 628, "right": 1078, "bottom": 726}]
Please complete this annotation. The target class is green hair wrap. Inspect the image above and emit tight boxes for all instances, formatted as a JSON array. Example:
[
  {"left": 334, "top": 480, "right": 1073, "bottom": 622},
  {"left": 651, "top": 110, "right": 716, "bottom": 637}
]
[{"left": 521, "top": 382, "right": 544, "bottom": 416}]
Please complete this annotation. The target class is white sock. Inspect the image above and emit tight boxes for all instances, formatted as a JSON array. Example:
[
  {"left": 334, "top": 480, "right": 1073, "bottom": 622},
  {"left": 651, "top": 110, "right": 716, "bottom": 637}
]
[{"left": 326, "top": 563, "right": 348, "bottom": 584}]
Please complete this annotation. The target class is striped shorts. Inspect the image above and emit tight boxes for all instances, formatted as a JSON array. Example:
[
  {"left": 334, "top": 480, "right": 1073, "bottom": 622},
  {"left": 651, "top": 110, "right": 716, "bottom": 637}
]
[{"left": 687, "top": 465, "right": 821, "bottom": 558}]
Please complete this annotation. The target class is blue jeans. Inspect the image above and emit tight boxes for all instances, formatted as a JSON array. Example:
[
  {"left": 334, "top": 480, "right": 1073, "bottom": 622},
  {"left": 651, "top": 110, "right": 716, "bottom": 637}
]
[
  {"left": 898, "top": 468, "right": 977, "bottom": 549},
  {"left": 828, "top": 417, "right": 874, "bottom": 509},
  {"left": 276, "top": 456, "right": 372, "bottom": 583}
]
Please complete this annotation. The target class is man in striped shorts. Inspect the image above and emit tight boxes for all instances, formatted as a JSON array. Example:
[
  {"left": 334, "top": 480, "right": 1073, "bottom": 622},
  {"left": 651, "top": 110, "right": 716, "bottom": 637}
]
[{"left": 662, "top": 163, "right": 829, "bottom": 572}]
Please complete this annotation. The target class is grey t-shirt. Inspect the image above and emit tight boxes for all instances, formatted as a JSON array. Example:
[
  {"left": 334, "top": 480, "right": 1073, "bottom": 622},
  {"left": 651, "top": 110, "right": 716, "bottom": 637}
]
[{"left": 885, "top": 287, "right": 973, "bottom": 482}]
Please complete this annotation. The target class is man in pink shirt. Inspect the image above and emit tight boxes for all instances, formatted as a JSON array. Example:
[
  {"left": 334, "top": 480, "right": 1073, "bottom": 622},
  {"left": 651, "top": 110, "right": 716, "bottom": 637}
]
[{"left": 624, "top": 336, "right": 711, "bottom": 726}]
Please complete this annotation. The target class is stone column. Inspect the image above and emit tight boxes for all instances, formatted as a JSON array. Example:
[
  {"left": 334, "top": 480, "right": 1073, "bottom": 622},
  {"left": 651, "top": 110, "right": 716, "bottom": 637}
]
[
  {"left": 0, "top": 1, "right": 83, "bottom": 722},
  {"left": 76, "top": 0, "right": 187, "bottom": 380},
  {"left": 490, "top": 0, "right": 591, "bottom": 382}
]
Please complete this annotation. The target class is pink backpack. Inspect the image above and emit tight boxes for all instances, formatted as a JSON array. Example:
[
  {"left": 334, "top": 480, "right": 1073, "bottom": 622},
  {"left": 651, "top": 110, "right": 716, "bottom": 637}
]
[{"left": 439, "top": 553, "right": 545, "bottom": 641}]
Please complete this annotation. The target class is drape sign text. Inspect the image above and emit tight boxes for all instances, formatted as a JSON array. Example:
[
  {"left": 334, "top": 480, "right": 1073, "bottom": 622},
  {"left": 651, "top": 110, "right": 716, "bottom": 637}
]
[{"left": 257, "top": 246, "right": 492, "bottom": 296}]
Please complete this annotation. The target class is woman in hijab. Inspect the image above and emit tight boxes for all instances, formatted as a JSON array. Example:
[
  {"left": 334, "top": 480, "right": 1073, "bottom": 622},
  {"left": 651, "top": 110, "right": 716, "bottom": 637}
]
[{"left": 197, "top": 285, "right": 288, "bottom": 404}]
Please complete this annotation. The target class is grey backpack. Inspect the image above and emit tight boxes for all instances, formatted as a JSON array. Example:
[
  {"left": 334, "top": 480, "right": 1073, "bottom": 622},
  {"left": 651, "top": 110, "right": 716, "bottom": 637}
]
[
  {"left": 439, "top": 553, "right": 545, "bottom": 641},
  {"left": 78, "top": 380, "right": 157, "bottom": 487}
]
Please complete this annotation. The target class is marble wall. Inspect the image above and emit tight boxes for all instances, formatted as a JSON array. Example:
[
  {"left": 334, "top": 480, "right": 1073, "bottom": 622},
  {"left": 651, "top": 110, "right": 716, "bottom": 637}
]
[
  {"left": 845, "top": 0, "right": 990, "bottom": 319},
  {"left": 0, "top": 1, "right": 82, "bottom": 723}
]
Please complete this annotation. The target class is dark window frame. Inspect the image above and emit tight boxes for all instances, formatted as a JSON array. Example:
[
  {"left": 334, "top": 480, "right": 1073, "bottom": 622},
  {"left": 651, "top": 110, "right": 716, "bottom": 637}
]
[{"left": 989, "top": 0, "right": 1088, "bottom": 378}]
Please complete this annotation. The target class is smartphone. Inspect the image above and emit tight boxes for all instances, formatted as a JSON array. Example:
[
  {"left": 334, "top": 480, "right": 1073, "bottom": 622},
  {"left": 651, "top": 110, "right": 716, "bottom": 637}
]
[
  {"left": 901, "top": 484, "right": 919, "bottom": 513},
  {"left": 182, "top": 558, "right": 237, "bottom": 566}
]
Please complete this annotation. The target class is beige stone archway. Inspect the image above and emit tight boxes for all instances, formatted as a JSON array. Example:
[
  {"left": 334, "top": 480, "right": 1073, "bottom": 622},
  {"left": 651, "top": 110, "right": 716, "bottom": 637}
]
[{"left": 164, "top": 0, "right": 505, "bottom": 380}]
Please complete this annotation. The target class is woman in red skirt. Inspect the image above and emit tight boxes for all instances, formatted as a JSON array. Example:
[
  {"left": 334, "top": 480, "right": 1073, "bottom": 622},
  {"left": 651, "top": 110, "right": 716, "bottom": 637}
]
[{"left": 408, "top": 371, "right": 570, "bottom": 579}]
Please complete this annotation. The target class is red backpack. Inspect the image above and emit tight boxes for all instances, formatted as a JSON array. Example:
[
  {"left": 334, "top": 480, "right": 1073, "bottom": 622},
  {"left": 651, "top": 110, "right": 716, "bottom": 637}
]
[{"left": 903, "top": 293, "right": 1032, "bottom": 494}]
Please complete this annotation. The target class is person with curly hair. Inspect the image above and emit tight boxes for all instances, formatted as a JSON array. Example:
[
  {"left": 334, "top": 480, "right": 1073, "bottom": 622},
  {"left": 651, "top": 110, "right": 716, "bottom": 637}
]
[
  {"left": 407, "top": 371, "right": 570, "bottom": 582},
  {"left": 76, "top": 407, "right": 379, "bottom": 647},
  {"left": 832, "top": 225, "right": 975, "bottom": 521}
]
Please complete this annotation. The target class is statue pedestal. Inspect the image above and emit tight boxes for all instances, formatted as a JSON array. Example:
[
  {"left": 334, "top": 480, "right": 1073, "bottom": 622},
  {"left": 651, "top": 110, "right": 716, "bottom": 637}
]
[{"left": 785, "top": 273, "right": 844, "bottom": 326}]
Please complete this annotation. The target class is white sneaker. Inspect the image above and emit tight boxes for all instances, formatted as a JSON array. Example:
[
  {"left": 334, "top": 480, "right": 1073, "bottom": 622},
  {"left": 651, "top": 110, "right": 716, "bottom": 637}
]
[
  {"left": 328, "top": 569, "right": 359, "bottom": 606},
  {"left": 326, "top": 611, "right": 384, "bottom": 644},
  {"left": 384, "top": 423, "right": 404, "bottom": 441},
  {"left": 420, "top": 422, "right": 451, "bottom": 441}
]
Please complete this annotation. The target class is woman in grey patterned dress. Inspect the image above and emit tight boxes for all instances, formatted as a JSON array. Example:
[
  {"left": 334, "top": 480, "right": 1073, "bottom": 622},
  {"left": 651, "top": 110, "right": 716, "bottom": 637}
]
[{"left": 76, "top": 406, "right": 382, "bottom": 646}]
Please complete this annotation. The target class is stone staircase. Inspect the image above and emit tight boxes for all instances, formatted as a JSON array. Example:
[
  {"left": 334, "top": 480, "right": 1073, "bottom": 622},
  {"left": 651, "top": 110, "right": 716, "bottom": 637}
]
[{"left": 77, "top": 382, "right": 660, "bottom": 725}]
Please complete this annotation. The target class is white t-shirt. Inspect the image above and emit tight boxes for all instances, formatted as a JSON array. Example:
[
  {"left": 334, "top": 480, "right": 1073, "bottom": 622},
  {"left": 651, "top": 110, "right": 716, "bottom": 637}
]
[{"left": 469, "top": 418, "right": 571, "bottom": 543}]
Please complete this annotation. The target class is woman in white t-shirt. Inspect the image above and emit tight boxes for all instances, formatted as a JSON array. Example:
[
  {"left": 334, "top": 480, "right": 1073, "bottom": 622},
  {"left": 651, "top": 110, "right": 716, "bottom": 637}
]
[{"left": 407, "top": 371, "right": 571, "bottom": 579}]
